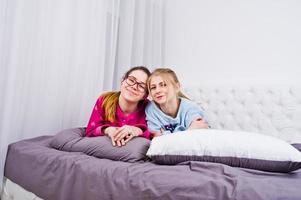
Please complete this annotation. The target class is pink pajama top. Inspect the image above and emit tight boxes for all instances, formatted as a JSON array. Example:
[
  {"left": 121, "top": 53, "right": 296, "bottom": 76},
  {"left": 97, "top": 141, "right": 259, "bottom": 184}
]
[{"left": 85, "top": 96, "right": 150, "bottom": 139}]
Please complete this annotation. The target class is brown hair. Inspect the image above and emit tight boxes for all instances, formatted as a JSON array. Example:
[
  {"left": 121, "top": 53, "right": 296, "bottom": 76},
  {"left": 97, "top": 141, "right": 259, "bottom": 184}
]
[
  {"left": 148, "top": 68, "right": 189, "bottom": 99},
  {"left": 101, "top": 66, "right": 151, "bottom": 122}
]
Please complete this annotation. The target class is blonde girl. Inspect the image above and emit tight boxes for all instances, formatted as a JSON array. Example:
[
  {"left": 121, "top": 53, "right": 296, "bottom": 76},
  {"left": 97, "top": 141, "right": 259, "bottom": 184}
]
[{"left": 145, "top": 68, "right": 208, "bottom": 137}]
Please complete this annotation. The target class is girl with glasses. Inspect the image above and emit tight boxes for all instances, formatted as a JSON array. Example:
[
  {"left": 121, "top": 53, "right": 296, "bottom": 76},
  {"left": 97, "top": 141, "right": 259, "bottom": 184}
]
[
  {"left": 146, "top": 68, "right": 209, "bottom": 137},
  {"left": 85, "top": 66, "right": 151, "bottom": 146}
]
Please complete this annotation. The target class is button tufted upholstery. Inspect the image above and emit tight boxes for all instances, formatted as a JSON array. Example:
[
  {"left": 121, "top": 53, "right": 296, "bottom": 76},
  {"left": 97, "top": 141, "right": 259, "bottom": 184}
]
[{"left": 184, "top": 86, "right": 301, "bottom": 143}]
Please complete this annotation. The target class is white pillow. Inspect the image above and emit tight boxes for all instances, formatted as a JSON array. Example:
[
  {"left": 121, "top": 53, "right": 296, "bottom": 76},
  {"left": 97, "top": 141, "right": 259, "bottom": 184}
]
[{"left": 147, "top": 129, "right": 301, "bottom": 172}]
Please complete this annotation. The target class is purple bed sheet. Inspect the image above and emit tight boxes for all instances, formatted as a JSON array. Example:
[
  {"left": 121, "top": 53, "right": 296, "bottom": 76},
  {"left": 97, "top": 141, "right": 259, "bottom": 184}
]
[{"left": 4, "top": 135, "right": 301, "bottom": 200}]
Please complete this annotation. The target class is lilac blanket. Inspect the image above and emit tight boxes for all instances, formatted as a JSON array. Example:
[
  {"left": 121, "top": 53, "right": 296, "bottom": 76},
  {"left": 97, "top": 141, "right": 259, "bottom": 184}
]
[{"left": 4, "top": 135, "right": 301, "bottom": 200}]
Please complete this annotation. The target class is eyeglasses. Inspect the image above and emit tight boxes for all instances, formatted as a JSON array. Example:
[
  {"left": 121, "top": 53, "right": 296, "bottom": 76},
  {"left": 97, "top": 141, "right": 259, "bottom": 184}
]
[{"left": 125, "top": 76, "right": 147, "bottom": 93}]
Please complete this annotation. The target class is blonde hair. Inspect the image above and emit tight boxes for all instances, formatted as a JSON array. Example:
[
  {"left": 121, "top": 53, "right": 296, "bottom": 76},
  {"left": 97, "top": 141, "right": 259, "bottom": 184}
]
[
  {"left": 101, "top": 66, "right": 151, "bottom": 122},
  {"left": 148, "top": 68, "right": 189, "bottom": 99}
]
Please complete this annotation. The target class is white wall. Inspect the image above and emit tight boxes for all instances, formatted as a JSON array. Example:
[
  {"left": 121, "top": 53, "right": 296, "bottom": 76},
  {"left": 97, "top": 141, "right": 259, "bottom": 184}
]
[{"left": 163, "top": 0, "right": 301, "bottom": 86}]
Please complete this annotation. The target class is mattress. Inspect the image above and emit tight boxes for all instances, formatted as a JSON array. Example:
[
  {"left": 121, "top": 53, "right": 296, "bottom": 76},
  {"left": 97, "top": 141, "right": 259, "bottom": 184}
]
[{"left": 3, "top": 134, "right": 301, "bottom": 200}]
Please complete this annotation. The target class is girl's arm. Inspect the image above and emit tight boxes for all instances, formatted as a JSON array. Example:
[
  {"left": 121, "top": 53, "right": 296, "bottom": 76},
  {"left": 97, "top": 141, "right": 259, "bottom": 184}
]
[
  {"left": 185, "top": 102, "right": 209, "bottom": 129},
  {"left": 189, "top": 118, "right": 208, "bottom": 129},
  {"left": 85, "top": 97, "right": 113, "bottom": 137},
  {"left": 145, "top": 102, "right": 165, "bottom": 136}
]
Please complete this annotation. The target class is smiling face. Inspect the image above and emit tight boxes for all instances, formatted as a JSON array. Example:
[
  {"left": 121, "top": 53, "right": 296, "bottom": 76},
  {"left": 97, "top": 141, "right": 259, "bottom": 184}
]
[
  {"left": 120, "top": 69, "right": 148, "bottom": 103},
  {"left": 148, "top": 75, "right": 180, "bottom": 106}
]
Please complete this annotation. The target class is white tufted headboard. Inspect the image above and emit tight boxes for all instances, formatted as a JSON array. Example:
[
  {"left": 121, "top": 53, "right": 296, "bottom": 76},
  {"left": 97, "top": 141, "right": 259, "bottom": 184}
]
[{"left": 184, "top": 86, "right": 301, "bottom": 143}]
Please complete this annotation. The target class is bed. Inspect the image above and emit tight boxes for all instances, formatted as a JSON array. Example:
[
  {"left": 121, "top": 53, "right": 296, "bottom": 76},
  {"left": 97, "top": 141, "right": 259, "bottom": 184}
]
[{"left": 1, "top": 86, "right": 301, "bottom": 200}]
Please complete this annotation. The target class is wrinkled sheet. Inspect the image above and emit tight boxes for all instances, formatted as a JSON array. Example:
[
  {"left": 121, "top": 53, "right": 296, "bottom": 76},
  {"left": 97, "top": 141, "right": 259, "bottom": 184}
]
[{"left": 4, "top": 136, "right": 301, "bottom": 200}]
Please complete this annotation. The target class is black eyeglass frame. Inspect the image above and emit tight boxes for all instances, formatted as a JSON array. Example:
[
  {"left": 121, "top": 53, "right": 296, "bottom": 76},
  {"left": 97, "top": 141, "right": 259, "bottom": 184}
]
[{"left": 124, "top": 76, "right": 147, "bottom": 93}]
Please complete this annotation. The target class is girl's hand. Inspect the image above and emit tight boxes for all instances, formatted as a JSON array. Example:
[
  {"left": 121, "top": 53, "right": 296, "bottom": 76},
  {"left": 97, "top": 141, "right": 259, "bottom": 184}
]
[
  {"left": 113, "top": 125, "right": 143, "bottom": 146},
  {"left": 189, "top": 118, "right": 208, "bottom": 130},
  {"left": 104, "top": 127, "right": 118, "bottom": 146}
]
